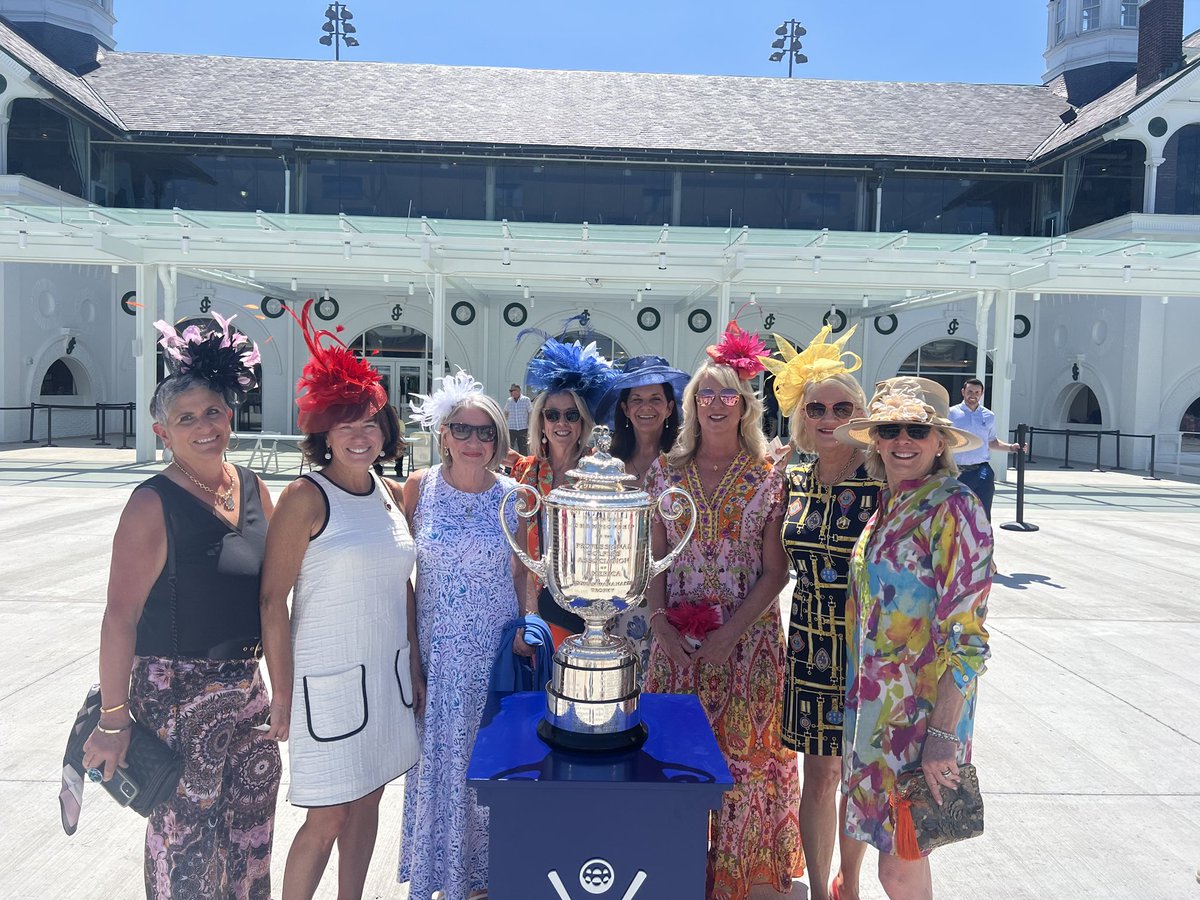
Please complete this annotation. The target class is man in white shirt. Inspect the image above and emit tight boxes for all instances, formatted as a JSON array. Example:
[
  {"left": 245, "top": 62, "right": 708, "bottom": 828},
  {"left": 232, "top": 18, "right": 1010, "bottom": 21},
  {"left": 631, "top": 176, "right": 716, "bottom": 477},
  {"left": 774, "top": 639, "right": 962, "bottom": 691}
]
[
  {"left": 504, "top": 383, "right": 533, "bottom": 455},
  {"left": 947, "top": 378, "right": 1024, "bottom": 520}
]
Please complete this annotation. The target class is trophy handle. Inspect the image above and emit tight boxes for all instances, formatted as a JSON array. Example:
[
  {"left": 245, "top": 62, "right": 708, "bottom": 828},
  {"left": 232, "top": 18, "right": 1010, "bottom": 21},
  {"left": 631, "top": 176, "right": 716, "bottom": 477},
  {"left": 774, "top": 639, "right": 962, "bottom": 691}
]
[
  {"left": 649, "top": 487, "right": 697, "bottom": 579},
  {"left": 499, "top": 484, "right": 547, "bottom": 582}
]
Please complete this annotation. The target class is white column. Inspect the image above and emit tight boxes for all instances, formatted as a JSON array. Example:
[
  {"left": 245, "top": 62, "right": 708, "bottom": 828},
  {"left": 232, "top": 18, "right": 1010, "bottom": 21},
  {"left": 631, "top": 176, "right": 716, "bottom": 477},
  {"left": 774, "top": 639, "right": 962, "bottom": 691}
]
[
  {"left": 974, "top": 290, "right": 993, "bottom": 384},
  {"left": 431, "top": 272, "right": 446, "bottom": 380},
  {"left": 159, "top": 265, "right": 177, "bottom": 324},
  {"left": 1144, "top": 156, "right": 1165, "bottom": 215},
  {"left": 990, "top": 290, "right": 1017, "bottom": 482},
  {"left": 717, "top": 281, "right": 731, "bottom": 330},
  {"left": 134, "top": 264, "right": 160, "bottom": 462}
]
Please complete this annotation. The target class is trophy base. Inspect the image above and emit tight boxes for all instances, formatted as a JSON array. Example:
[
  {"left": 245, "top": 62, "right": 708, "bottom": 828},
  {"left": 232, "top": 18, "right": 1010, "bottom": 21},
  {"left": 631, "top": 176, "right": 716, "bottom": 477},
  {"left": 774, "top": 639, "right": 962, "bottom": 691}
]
[{"left": 537, "top": 717, "right": 649, "bottom": 753}]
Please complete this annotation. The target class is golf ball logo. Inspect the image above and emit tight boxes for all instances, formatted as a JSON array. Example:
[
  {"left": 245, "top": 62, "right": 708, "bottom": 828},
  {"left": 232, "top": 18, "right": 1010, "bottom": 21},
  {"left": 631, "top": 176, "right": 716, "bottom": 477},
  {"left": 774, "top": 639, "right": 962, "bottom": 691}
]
[{"left": 579, "top": 858, "right": 615, "bottom": 894}]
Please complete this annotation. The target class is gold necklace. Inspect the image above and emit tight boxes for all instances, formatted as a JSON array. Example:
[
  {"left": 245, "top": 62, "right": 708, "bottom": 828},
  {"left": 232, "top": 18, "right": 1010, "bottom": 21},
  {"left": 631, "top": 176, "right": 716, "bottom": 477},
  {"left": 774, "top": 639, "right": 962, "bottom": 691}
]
[
  {"left": 815, "top": 452, "right": 860, "bottom": 498},
  {"left": 173, "top": 460, "right": 235, "bottom": 511}
]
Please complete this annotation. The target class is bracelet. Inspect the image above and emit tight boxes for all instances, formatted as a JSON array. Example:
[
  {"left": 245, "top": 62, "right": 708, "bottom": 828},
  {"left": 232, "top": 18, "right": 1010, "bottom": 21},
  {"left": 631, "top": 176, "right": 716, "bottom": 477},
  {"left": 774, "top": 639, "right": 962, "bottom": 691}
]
[
  {"left": 100, "top": 701, "right": 127, "bottom": 715},
  {"left": 926, "top": 725, "right": 959, "bottom": 743},
  {"left": 95, "top": 721, "right": 132, "bottom": 735},
  {"left": 649, "top": 609, "right": 669, "bottom": 627}
]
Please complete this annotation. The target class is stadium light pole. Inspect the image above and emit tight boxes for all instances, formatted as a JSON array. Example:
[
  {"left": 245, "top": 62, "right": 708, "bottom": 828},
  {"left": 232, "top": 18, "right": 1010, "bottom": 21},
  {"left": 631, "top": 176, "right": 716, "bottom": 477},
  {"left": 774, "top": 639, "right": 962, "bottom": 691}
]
[
  {"left": 319, "top": 3, "right": 360, "bottom": 61},
  {"left": 769, "top": 19, "right": 808, "bottom": 78}
]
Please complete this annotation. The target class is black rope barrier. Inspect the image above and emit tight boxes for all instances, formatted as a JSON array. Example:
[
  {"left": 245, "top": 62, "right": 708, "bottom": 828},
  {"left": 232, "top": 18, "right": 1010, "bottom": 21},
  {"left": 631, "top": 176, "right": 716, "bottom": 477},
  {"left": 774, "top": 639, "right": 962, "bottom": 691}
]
[
  {"left": 4, "top": 402, "right": 137, "bottom": 448},
  {"left": 1000, "top": 423, "right": 1038, "bottom": 533}
]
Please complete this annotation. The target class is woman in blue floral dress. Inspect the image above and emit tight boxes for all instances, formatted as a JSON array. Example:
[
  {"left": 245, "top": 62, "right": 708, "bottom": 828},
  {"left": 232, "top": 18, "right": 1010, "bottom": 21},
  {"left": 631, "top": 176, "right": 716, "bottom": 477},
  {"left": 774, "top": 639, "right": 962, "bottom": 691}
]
[{"left": 398, "top": 373, "right": 528, "bottom": 900}]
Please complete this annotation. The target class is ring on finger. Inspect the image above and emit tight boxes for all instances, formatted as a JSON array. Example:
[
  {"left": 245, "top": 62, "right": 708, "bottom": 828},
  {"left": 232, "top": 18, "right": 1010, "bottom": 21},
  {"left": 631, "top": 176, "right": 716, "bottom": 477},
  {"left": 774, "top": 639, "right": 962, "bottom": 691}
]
[{"left": 941, "top": 768, "right": 953, "bottom": 777}]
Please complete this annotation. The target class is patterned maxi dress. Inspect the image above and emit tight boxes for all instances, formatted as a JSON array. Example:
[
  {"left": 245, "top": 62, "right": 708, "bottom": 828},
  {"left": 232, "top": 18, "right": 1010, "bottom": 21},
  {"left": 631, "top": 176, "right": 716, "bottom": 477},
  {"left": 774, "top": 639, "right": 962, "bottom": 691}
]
[
  {"left": 643, "top": 454, "right": 802, "bottom": 900},
  {"left": 843, "top": 474, "right": 992, "bottom": 855},
  {"left": 780, "top": 462, "right": 881, "bottom": 755},
  {"left": 399, "top": 466, "right": 520, "bottom": 900}
]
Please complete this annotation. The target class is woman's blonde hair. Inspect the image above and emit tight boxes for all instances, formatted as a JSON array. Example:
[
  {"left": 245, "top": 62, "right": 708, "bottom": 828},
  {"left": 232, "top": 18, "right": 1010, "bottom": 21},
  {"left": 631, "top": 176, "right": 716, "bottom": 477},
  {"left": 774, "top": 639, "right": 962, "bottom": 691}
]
[
  {"left": 666, "top": 361, "right": 769, "bottom": 468},
  {"left": 787, "top": 372, "right": 868, "bottom": 454},
  {"left": 438, "top": 393, "right": 511, "bottom": 472},
  {"left": 528, "top": 389, "right": 594, "bottom": 461},
  {"left": 863, "top": 425, "right": 961, "bottom": 481}
]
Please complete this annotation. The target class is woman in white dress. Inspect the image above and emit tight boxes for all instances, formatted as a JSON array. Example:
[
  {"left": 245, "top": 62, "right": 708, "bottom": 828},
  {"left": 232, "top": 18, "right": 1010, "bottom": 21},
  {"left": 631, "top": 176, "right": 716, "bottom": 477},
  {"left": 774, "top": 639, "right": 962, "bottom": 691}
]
[
  {"left": 260, "top": 300, "right": 422, "bottom": 900},
  {"left": 398, "top": 371, "right": 531, "bottom": 900}
]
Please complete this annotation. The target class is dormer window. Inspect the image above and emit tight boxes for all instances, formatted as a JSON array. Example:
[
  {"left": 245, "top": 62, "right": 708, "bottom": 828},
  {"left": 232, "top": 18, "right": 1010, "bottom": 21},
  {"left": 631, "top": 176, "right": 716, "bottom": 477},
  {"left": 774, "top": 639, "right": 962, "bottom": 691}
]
[
  {"left": 1082, "top": 0, "right": 1102, "bottom": 32},
  {"left": 1120, "top": 1, "right": 1139, "bottom": 27}
]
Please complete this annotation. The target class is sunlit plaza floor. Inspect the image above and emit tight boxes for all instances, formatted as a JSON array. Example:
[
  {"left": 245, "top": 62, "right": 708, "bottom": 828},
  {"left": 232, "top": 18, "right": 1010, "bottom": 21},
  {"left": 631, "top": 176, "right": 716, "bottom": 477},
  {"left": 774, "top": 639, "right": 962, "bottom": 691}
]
[{"left": 1, "top": 443, "right": 1198, "bottom": 899}]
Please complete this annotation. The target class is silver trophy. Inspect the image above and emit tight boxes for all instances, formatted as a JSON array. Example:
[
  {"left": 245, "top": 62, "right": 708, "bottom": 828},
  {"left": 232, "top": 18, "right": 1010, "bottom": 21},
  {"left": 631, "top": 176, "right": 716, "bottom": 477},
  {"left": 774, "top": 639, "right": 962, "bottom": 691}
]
[{"left": 500, "top": 427, "right": 696, "bottom": 751}]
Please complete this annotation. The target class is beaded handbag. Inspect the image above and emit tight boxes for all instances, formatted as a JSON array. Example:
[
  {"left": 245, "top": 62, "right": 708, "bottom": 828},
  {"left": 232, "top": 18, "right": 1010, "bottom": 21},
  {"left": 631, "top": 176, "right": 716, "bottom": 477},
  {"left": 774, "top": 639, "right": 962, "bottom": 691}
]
[{"left": 889, "top": 764, "right": 984, "bottom": 859}]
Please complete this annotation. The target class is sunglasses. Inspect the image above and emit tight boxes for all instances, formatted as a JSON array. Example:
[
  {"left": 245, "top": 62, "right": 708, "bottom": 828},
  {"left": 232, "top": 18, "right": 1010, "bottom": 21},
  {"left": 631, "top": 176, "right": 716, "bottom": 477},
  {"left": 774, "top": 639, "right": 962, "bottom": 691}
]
[
  {"left": 696, "top": 388, "right": 741, "bottom": 407},
  {"left": 446, "top": 422, "right": 498, "bottom": 442},
  {"left": 805, "top": 401, "right": 855, "bottom": 420},
  {"left": 872, "top": 423, "right": 934, "bottom": 441},
  {"left": 542, "top": 408, "right": 582, "bottom": 423}
]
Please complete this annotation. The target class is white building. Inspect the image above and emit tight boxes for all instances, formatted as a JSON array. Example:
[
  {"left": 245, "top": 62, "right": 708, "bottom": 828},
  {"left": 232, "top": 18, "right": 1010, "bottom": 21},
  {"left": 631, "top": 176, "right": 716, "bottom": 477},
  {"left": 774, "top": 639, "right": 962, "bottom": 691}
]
[{"left": 1, "top": 0, "right": 1198, "bottom": 473}]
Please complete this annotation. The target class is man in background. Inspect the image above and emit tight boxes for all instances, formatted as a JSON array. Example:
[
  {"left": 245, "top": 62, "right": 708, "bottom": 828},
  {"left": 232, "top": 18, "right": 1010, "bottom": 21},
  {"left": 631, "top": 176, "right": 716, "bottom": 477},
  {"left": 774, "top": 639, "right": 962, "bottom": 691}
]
[
  {"left": 504, "top": 383, "right": 533, "bottom": 455},
  {"left": 948, "top": 378, "right": 1025, "bottom": 520}
]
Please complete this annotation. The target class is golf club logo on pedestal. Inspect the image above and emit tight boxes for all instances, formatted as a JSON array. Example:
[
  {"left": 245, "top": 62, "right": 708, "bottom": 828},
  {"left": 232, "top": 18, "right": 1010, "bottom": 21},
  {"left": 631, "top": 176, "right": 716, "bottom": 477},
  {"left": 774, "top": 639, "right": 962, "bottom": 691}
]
[{"left": 500, "top": 426, "right": 696, "bottom": 752}]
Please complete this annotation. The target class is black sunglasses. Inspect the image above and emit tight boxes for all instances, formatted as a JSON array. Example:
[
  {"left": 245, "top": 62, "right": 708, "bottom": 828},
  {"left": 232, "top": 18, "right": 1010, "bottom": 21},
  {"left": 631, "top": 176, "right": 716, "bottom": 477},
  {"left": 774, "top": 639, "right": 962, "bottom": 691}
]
[
  {"left": 542, "top": 408, "right": 582, "bottom": 423},
  {"left": 446, "top": 422, "right": 498, "bottom": 442},
  {"left": 873, "top": 423, "right": 934, "bottom": 441},
  {"left": 696, "top": 388, "right": 741, "bottom": 407},
  {"left": 805, "top": 401, "right": 855, "bottom": 420}
]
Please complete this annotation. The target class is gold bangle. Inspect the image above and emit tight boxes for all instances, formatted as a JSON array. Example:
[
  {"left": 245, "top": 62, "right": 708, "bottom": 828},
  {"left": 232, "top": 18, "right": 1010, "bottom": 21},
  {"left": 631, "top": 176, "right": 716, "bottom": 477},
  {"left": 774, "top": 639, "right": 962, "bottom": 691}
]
[
  {"left": 100, "top": 701, "right": 127, "bottom": 715},
  {"left": 95, "top": 721, "right": 132, "bottom": 735}
]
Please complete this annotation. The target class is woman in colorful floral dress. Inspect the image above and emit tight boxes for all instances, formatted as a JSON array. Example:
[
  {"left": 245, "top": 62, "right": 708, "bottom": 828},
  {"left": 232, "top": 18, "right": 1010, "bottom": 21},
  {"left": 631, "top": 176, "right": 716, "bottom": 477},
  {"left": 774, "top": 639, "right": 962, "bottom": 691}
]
[
  {"left": 833, "top": 376, "right": 992, "bottom": 900},
  {"left": 763, "top": 326, "right": 879, "bottom": 900},
  {"left": 643, "top": 321, "right": 802, "bottom": 900}
]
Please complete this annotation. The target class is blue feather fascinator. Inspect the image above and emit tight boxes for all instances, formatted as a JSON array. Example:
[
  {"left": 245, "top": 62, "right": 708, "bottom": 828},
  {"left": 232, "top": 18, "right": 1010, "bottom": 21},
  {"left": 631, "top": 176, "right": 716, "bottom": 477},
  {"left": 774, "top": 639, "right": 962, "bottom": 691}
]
[{"left": 519, "top": 328, "right": 617, "bottom": 416}]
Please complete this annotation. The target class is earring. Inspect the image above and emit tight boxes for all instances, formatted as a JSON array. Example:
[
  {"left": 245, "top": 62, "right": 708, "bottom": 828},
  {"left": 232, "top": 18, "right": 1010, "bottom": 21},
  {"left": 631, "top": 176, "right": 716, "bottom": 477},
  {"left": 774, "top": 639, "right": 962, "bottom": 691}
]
[
  {"left": 324, "top": 448, "right": 332, "bottom": 461},
  {"left": 378, "top": 450, "right": 385, "bottom": 459}
]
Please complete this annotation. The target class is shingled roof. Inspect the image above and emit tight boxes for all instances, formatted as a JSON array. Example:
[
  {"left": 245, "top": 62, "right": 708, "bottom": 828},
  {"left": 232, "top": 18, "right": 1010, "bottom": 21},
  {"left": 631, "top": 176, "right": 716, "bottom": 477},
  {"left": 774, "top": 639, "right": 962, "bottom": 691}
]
[
  {"left": 79, "top": 51, "right": 1070, "bottom": 162},
  {"left": 0, "top": 19, "right": 123, "bottom": 128}
]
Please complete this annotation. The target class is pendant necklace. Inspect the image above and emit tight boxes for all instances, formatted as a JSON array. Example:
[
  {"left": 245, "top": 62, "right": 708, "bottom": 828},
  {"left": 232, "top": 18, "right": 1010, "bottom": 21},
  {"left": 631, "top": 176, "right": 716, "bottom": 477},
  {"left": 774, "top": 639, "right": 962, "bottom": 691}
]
[{"left": 173, "top": 460, "right": 235, "bottom": 511}]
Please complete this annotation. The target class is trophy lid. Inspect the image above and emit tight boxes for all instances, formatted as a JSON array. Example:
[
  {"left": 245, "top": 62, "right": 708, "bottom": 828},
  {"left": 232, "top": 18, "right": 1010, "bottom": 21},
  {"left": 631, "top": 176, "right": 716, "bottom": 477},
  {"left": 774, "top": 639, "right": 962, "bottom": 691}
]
[{"left": 544, "top": 426, "right": 651, "bottom": 509}]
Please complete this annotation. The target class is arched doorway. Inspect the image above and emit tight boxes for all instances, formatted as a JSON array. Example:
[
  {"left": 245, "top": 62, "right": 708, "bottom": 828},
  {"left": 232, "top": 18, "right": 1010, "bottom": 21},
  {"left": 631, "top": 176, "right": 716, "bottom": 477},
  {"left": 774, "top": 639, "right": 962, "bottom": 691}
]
[
  {"left": 1178, "top": 396, "right": 1200, "bottom": 451},
  {"left": 40, "top": 358, "right": 84, "bottom": 399},
  {"left": 897, "top": 339, "right": 993, "bottom": 404},
  {"left": 347, "top": 324, "right": 432, "bottom": 423},
  {"left": 1066, "top": 385, "right": 1102, "bottom": 425},
  {"left": 158, "top": 317, "right": 264, "bottom": 432}
]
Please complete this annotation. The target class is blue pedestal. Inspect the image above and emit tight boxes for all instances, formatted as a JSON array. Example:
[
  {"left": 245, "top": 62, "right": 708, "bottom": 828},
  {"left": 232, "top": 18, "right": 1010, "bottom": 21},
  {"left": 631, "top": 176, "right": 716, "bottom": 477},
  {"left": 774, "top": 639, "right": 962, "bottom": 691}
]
[{"left": 468, "top": 691, "right": 732, "bottom": 900}]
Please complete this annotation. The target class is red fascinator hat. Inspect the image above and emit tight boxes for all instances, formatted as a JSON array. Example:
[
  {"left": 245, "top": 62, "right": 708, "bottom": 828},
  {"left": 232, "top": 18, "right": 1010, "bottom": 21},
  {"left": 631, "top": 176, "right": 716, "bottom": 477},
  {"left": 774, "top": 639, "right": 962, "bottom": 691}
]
[
  {"left": 290, "top": 299, "right": 387, "bottom": 434},
  {"left": 706, "top": 316, "right": 767, "bottom": 381}
]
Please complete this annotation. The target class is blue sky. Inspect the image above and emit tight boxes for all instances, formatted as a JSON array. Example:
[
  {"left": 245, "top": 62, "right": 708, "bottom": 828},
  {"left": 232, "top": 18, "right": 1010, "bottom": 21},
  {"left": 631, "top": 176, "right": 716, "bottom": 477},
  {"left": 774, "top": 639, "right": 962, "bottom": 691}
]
[{"left": 115, "top": 1, "right": 1200, "bottom": 85}]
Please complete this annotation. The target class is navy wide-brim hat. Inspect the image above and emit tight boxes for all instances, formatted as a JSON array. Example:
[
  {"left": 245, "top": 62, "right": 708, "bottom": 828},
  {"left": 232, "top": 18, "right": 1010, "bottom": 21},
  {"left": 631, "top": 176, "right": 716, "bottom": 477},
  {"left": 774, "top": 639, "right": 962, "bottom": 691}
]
[{"left": 596, "top": 355, "right": 690, "bottom": 426}]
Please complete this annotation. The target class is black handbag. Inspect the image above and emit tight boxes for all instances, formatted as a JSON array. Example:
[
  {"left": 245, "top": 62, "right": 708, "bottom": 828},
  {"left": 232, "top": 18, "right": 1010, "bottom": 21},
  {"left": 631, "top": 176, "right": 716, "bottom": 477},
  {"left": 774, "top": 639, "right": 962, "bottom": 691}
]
[
  {"left": 890, "top": 763, "right": 985, "bottom": 859},
  {"left": 59, "top": 483, "right": 184, "bottom": 831}
]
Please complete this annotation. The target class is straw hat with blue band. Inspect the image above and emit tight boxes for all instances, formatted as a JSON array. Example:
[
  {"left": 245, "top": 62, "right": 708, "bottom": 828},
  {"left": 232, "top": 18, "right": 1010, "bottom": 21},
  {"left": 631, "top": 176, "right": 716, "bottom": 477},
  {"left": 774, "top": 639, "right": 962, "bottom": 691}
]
[
  {"left": 595, "top": 355, "right": 690, "bottom": 426},
  {"left": 833, "top": 376, "right": 982, "bottom": 452}
]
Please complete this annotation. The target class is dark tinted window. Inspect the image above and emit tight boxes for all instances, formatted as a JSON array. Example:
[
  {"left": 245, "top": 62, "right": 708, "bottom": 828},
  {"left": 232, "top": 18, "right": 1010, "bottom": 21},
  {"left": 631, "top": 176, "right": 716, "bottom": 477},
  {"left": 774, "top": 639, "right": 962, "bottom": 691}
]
[
  {"left": 1064, "top": 141, "right": 1145, "bottom": 231},
  {"left": 1158, "top": 125, "right": 1200, "bottom": 215},
  {"left": 881, "top": 174, "right": 1037, "bottom": 235},
  {"left": 305, "top": 157, "right": 486, "bottom": 218},
  {"left": 99, "top": 148, "right": 287, "bottom": 211},
  {"left": 681, "top": 168, "right": 861, "bottom": 230},
  {"left": 7, "top": 100, "right": 86, "bottom": 197}
]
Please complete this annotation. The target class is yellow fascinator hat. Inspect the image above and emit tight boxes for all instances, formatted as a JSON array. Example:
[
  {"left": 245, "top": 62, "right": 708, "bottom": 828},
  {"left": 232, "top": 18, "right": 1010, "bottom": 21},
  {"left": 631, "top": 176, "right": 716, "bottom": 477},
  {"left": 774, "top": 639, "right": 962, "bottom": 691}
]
[{"left": 758, "top": 325, "right": 862, "bottom": 417}]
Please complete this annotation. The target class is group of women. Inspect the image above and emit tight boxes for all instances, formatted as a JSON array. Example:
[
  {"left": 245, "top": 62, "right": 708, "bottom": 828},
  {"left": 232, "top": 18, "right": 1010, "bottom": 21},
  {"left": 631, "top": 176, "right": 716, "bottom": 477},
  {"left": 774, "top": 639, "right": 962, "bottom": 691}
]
[{"left": 81, "top": 305, "right": 991, "bottom": 900}]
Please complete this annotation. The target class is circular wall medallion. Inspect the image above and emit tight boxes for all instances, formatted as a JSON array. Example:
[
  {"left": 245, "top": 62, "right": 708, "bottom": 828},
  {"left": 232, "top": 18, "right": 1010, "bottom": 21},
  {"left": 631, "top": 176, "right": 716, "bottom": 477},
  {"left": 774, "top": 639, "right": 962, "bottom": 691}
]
[
  {"left": 314, "top": 296, "right": 340, "bottom": 321},
  {"left": 637, "top": 306, "right": 661, "bottom": 331},
  {"left": 687, "top": 309, "right": 712, "bottom": 334},
  {"left": 120, "top": 290, "right": 138, "bottom": 316},
  {"left": 37, "top": 289, "right": 55, "bottom": 319},
  {"left": 80, "top": 298, "right": 96, "bottom": 324},
  {"left": 822, "top": 309, "right": 848, "bottom": 333},
  {"left": 873, "top": 314, "right": 898, "bottom": 335},
  {"left": 1091, "top": 319, "right": 1108, "bottom": 345},
  {"left": 1014, "top": 314, "right": 1031, "bottom": 339},
  {"left": 1148, "top": 116, "right": 1169, "bottom": 138},
  {"left": 0, "top": 75, "right": 8, "bottom": 95},
  {"left": 451, "top": 301, "right": 476, "bottom": 326},
  {"left": 260, "top": 296, "right": 285, "bottom": 319},
  {"left": 1053, "top": 324, "right": 1068, "bottom": 349},
  {"left": 503, "top": 302, "right": 527, "bottom": 327}
]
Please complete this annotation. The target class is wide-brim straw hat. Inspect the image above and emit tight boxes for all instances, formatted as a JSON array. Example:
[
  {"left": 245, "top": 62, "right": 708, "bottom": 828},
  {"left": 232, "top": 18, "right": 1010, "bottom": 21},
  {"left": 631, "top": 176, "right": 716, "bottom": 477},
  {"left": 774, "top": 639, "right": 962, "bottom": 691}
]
[
  {"left": 833, "top": 376, "right": 983, "bottom": 452},
  {"left": 596, "top": 355, "right": 690, "bottom": 425}
]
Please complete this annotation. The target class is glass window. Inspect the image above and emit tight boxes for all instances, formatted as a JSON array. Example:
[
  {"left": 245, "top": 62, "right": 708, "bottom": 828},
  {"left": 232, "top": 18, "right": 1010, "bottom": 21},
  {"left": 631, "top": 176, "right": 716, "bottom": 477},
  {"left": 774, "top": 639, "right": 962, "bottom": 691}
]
[
  {"left": 1063, "top": 140, "right": 1145, "bottom": 231},
  {"left": 495, "top": 163, "right": 670, "bottom": 225},
  {"left": 348, "top": 325, "right": 431, "bottom": 359},
  {"left": 880, "top": 175, "right": 1038, "bottom": 235},
  {"left": 557, "top": 329, "right": 628, "bottom": 365},
  {"left": 1055, "top": 0, "right": 1068, "bottom": 43},
  {"left": 1121, "top": 2, "right": 1139, "bottom": 27},
  {"left": 1081, "top": 0, "right": 1101, "bottom": 32},
  {"left": 7, "top": 99, "right": 87, "bottom": 197},
  {"left": 1157, "top": 125, "right": 1200, "bottom": 215},
  {"left": 103, "top": 148, "right": 287, "bottom": 212},
  {"left": 681, "top": 168, "right": 862, "bottom": 230},
  {"left": 40, "top": 359, "right": 77, "bottom": 396},
  {"left": 898, "top": 339, "right": 992, "bottom": 401},
  {"left": 1179, "top": 396, "right": 1200, "bottom": 451},
  {"left": 305, "top": 157, "right": 486, "bottom": 218}
]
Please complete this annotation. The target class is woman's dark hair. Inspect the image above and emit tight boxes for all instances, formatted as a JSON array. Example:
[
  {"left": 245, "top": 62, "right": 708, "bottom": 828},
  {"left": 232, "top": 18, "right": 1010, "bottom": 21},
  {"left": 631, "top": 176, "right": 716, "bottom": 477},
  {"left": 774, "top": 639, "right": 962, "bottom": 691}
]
[
  {"left": 611, "top": 383, "right": 679, "bottom": 462},
  {"left": 300, "top": 404, "right": 405, "bottom": 469}
]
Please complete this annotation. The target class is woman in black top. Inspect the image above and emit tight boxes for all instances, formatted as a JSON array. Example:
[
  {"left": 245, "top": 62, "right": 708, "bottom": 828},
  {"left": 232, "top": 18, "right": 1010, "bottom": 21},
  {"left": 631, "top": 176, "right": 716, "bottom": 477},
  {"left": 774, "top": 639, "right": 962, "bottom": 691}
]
[{"left": 82, "top": 315, "right": 281, "bottom": 900}]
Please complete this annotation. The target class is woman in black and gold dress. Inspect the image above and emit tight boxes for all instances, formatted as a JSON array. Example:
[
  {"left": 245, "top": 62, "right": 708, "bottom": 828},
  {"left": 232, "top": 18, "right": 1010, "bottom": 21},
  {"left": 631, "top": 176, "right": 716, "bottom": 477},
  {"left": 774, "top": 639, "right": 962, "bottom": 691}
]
[{"left": 763, "top": 326, "right": 881, "bottom": 900}]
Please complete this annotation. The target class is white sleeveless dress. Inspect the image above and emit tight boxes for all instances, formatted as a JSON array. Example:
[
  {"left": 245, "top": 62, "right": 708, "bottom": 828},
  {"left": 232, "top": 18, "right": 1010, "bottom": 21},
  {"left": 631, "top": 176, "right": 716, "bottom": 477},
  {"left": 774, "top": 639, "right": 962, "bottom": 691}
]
[{"left": 286, "top": 470, "right": 419, "bottom": 807}]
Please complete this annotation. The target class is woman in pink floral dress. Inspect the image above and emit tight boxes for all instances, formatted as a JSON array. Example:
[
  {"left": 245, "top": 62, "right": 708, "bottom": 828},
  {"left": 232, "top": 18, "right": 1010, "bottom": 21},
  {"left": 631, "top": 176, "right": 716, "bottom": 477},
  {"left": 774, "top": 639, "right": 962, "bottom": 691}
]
[
  {"left": 643, "top": 321, "right": 802, "bottom": 900},
  {"left": 833, "top": 377, "right": 992, "bottom": 900}
]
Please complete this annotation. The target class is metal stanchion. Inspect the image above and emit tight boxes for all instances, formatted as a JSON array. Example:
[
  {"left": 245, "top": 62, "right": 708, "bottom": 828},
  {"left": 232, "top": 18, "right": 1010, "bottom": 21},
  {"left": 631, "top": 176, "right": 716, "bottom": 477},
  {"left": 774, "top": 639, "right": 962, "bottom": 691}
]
[
  {"left": 1113, "top": 432, "right": 1123, "bottom": 470},
  {"left": 42, "top": 405, "right": 58, "bottom": 447},
  {"left": 1027, "top": 426, "right": 1036, "bottom": 464},
  {"left": 1092, "top": 432, "right": 1103, "bottom": 472},
  {"left": 96, "top": 405, "right": 111, "bottom": 446},
  {"left": 24, "top": 403, "right": 38, "bottom": 443},
  {"left": 1001, "top": 424, "right": 1039, "bottom": 533},
  {"left": 1145, "top": 434, "right": 1160, "bottom": 481},
  {"left": 1058, "top": 430, "right": 1074, "bottom": 469},
  {"left": 118, "top": 404, "right": 133, "bottom": 451}
]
